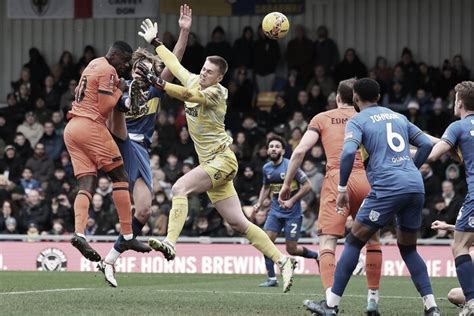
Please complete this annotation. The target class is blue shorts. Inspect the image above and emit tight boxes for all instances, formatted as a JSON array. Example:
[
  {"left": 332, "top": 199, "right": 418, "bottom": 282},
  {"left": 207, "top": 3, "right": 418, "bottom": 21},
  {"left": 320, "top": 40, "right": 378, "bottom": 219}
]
[
  {"left": 455, "top": 200, "right": 474, "bottom": 232},
  {"left": 356, "top": 191, "right": 424, "bottom": 233},
  {"left": 114, "top": 136, "right": 152, "bottom": 193},
  {"left": 263, "top": 212, "right": 302, "bottom": 241}
]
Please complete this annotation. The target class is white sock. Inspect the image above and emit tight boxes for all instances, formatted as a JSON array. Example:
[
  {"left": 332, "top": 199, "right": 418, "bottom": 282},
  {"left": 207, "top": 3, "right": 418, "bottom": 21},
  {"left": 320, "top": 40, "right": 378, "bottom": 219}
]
[
  {"left": 326, "top": 288, "right": 341, "bottom": 308},
  {"left": 163, "top": 238, "right": 175, "bottom": 247},
  {"left": 269, "top": 277, "right": 277, "bottom": 281},
  {"left": 75, "top": 233, "right": 86, "bottom": 238},
  {"left": 277, "top": 256, "right": 287, "bottom": 265},
  {"left": 423, "top": 294, "right": 436, "bottom": 310},
  {"left": 368, "top": 289, "right": 379, "bottom": 303},
  {"left": 105, "top": 248, "right": 121, "bottom": 265},
  {"left": 123, "top": 234, "right": 133, "bottom": 241}
]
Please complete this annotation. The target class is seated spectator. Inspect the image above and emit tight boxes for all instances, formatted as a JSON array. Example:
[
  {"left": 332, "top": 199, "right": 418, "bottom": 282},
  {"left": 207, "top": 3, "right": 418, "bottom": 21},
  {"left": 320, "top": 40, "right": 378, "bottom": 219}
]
[
  {"left": 50, "top": 193, "right": 74, "bottom": 232},
  {"left": 414, "top": 88, "right": 434, "bottom": 115},
  {"left": 0, "top": 145, "right": 24, "bottom": 183},
  {"left": 18, "top": 189, "right": 51, "bottom": 233},
  {"left": 95, "top": 177, "right": 113, "bottom": 211},
  {"left": 16, "top": 112, "right": 44, "bottom": 148},
  {"left": 59, "top": 151, "right": 74, "bottom": 178},
  {"left": 288, "top": 111, "right": 308, "bottom": 132},
  {"left": 372, "top": 56, "right": 393, "bottom": 95},
  {"left": 33, "top": 97, "right": 53, "bottom": 124},
  {"left": 11, "top": 67, "right": 40, "bottom": 100},
  {"left": 382, "top": 81, "right": 411, "bottom": 112},
  {"left": 426, "top": 98, "right": 452, "bottom": 138},
  {"left": 0, "top": 200, "right": 16, "bottom": 232},
  {"left": 233, "top": 132, "right": 252, "bottom": 162},
  {"left": 16, "top": 83, "right": 34, "bottom": 113},
  {"left": 39, "top": 121, "right": 64, "bottom": 161},
  {"left": 57, "top": 51, "right": 78, "bottom": 85},
  {"left": 405, "top": 101, "right": 425, "bottom": 129},
  {"left": 452, "top": 54, "right": 470, "bottom": 82},
  {"left": 51, "top": 111, "right": 66, "bottom": 136},
  {"left": 42, "top": 75, "right": 61, "bottom": 111},
  {"left": 76, "top": 45, "right": 96, "bottom": 72},
  {"left": 241, "top": 116, "right": 265, "bottom": 150},
  {"left": 44, "top": 218, "right": 66, "bottom": 236},
  {"left": 234, "top": 164, "right": 260, "bottom": 206},
  {"left": 420, "top": 163, "right": 441, "bottom": 207},
  {"left": 416, "top": 62, "right": 438, "bottom": 94},
  {"left": 25, "top": 143, "right": 54, "bottom": 183},
  {"left": 445, "top": 163, "right": 467, "bottom": 197},
  {"left": 396, "top": 47, "right": 418, "bottom": 94},
  {"left": 171, "top": 126, "right": 196, "bottom": 162},
  {"left": 437, "top": 65, "right": 459, "bottom": 100},
  {"left": 59, "top": 79, "right": 77, "bottom": 115},
  {"left": 334, "top": 48, "right": 367, "bottom": 84},
  {"left": 1, "top": 217, "right": 19, "bottom": 235},
  {"left": 24, "top": 47, "right": 50, "bottom": 88},
  {"left": 307, "top": 84, "right": 327, "bottom": 114},
  {"left": 300, "top": 200, "right": 317, "bottom": 237},
  {"left": 312, "top": 25, "right": 340, "bottom": 74},
  {"left": 85, "top": 217, "right": 98, "bottom": 236},
  {"left": 89, "top": 193, "right": 116, "bottom": 235},
  {"left": 306, "top": 65, "right": 335, "bottom": 99},
  {"left": 163, "top": 153, "right": 182, "bottom": 184},
  {"left": 19, "top": 167, "right": 40, "bottom": 194},
  {"left": 288, "top": 127, "right": 303, "bottom": 150}
]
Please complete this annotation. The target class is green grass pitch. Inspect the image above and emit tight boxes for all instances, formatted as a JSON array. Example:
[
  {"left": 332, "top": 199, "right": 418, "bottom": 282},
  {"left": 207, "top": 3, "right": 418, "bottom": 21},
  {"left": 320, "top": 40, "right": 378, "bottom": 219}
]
[{"left": 0, "top": 272, "right": 462, "bottom": 315}]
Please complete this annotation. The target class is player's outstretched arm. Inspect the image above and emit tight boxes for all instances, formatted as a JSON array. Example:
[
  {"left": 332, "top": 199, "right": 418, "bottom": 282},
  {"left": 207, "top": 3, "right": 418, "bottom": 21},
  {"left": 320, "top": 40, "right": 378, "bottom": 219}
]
[
  {"left": 161, "top": 4, "right": 192, "bottom": 82},
  {"left": 138, "top": 18, "right": 190, "bottom": 84},
  {"left": 279, "top": 130, "right": 319, "bottom": 202},
  {"left": 431, "top": 220, "right": 455, "bottom": 232}
]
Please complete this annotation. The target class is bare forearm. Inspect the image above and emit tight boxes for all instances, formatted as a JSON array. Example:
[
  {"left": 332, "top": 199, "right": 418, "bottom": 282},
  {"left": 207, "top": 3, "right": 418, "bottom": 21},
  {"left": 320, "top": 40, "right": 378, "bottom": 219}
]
[
  {"left": 257, "top": 186, "right": 270, "bottom": 205},
  {"left": 284, "top": 149, "right": 305, "bottom": 186}
]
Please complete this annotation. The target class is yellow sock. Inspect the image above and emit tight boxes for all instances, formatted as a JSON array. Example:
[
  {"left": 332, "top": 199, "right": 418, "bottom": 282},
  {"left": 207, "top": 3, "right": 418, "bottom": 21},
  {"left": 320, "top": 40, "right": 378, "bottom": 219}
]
[
  {"left": 245, "top": 223, "right": 283, "bottom": 263},
  {"left": 166, "top": 196, "right": 188, "bottom": 244}
]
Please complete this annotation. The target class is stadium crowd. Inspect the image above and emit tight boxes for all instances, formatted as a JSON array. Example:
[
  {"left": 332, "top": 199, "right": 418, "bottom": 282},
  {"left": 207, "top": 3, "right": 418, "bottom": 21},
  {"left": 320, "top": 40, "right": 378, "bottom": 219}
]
[{"left": 0, "top": 24, "right": 469, "bottom": 241}]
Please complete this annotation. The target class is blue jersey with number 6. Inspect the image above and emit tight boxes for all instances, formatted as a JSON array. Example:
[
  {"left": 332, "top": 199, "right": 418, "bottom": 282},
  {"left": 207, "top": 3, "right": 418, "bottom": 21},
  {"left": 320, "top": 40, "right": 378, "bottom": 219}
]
[{"left": 344, "top": 105, "right": 425, "bottom": 198}]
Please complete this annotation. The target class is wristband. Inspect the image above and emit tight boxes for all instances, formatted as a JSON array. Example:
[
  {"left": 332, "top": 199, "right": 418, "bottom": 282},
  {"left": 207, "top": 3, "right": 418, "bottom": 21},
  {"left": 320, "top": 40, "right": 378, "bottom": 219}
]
[
  {"left": 151, "top": 38, "right": 162, "bottom": 48},
  {"left": 337, "top": 185, "right": 347, "bottom": 193}
]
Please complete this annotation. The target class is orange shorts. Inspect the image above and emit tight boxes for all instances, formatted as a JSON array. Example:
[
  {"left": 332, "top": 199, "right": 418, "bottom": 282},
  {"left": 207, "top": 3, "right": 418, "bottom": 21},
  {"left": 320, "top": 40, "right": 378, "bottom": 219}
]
[
  {"left": 64, "top": 116, "right": 123, "bottom": 177},
  {"left": 317, "top": 168, "right": 370, "bottom": 238}
]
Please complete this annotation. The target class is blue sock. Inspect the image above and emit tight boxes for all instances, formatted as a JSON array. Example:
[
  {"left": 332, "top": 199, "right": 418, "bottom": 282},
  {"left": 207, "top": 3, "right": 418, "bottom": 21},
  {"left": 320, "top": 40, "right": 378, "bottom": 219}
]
[
  {"left": 301, "top": 246, "right": 319, "bottom": 259},
  {"left": 455, "top": 254, "right": 474, "bottom": 301},
  {"left": 132, "top": 216, "right": 145, "bottom": 237},
  {"left": 113, "top": 216, "right": 145, "bottom": 253},
  {"left": 264, "top": 256, "right": 276, "bottom": 278},
  {"left": 398, "top": 244, "right": 433, "bottom": 296},
  {"left": 332, "top": 233, "right": 366, "bottom": 296}
]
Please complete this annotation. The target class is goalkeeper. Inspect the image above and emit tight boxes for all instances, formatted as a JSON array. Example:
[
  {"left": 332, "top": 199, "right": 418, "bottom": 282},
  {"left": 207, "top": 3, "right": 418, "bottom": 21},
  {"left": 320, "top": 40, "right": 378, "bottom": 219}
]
[{"left": 137, "top": 18, "right": 297, "bottom": 293}]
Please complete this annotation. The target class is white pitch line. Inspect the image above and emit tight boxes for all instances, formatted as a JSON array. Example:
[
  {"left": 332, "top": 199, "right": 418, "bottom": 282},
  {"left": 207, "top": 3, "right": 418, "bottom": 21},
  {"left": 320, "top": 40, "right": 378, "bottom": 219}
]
[
  {"left": 0, "top": 288, "right": 88, "bottom": 295},
  {"left": 155, "top": 289, "right": 441, "bottom": 301}
]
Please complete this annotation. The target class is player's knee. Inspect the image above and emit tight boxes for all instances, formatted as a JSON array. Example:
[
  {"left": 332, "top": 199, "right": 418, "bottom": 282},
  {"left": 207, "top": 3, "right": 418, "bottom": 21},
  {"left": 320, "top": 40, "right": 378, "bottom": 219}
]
[
  {"left": 77, "top": 175, "right": 96, "bottom": 194},
  {"left": 345, "top": 232, "right": 366, "bottom": 250},
  {"left": 171, "top": 180, "right": 187, "bottom": 196},
  {"left": 107, "top": 165, "right": 128, "bottom": 183},
  {"left": 134, "top": 203, "right": 152, "bottom": 221},
  {"left": 397, "top": 243, "right": 417, "bottom": 257}
]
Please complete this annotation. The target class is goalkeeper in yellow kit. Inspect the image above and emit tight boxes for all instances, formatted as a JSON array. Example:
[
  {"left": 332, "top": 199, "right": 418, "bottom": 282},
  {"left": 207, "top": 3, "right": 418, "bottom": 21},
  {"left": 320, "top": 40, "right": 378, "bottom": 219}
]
[{"left": 137, "top": 19, "right": 296, "bottom": 292}]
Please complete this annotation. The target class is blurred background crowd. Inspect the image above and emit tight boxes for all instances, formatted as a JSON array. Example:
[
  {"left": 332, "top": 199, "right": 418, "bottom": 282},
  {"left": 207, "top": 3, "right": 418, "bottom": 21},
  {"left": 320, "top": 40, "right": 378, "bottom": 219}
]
[{"left": 0, "top": 23, "right": 468, "bottom": 241}]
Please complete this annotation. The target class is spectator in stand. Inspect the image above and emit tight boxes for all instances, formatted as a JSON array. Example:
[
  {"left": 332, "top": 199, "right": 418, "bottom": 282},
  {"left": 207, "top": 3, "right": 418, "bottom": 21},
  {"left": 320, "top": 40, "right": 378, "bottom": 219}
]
[
  {"left": 51, "top": 111, "right": 66, "bottom": 137},
  {"left": 39, "top": 121, "right": 64, "bottom": 161},
  {"left": 300, "top": 200, "right": 317, "bottom": 238},
  {"left": 254, "top": 25, "right": 281, "bottom": 92},
  {"left": 1, "top": 145, "right": 23, "bottom": 183},
  {"left": 16, "top": 112, "right": 44, "bottom": 148},
  {"left": 162, "top": 31, "right": 177, "bottom": 50},
  {"left": 306, "top": 145, "right": 327, "bottom": 173},
  {"left": 1, "top": 217, "right": 19, "bottom": 235},
  {"left": 413, "top": 88, "right": 434, "bottom": 115},
  {"left": 33, "top": 97, "right": 52, "bottom": 124},
  {"left": 233, "top": 67, "right": 255, "bottom": 115},
  {"left": 89, "top": 193, "right": 117, "bottom": 235},
  {"left": 235, "top": 164, "right": 260, "bottom": 206},
  {"left": 405, "top": 101, "right": 425, "bottom": 129},
  {"left": 50, "top": 194, "right": 74, "bottom": 232},
  {"left": 2, "top": 93, "right": 26, "bottom": 126},
  {"left": 395, "top": 48, "right": 418, "bottom": 94},
  {"left": 163, "top": 153, "right": 182, "bottom": 184},
  {"left": 306, "top": 65, "right": 336, "bottom": 99},
  {"left": 288, "top": 110, "right": 308, "bottom": 132},
  {"left": 171, "top": 126, "right": 196, "bottom": 162},
  {"left": 19, "top": 167, "right": 40, "bottom": 194},
  {"left": 382, "top": 81, "right": 411, "bottom": 112},
  {"left": 233, "top": 26, "right": 255, "bottom": 72},
  {"left": 286, "top": 25, "right": 314, "bottom": 82},
  {"left": 95, "top": 176, "right": 113, "bottom": 212},
  {"left": 45, "top": 167, "right": 67, "bottom": 200},
  {"left": 252, "top": 144, "right": 269, "bottom": 174},
  {"left": 155, "top": 112, "right": 178, "bottom": 153},
  {"left": 420, "top": 163, "right": 442, "bottom": 207},
  {"left": 44, "top": 218, "right": 66, "bottom": 236},
  {"left": 296, "top": 90, "right": 317, "bottom": 120},
  {"left": 452, "top": 54, "right": 470, "bottom": 82},
  {"left": 416, "top": 62, "right": 438, "bottom": 95},
  {"left": 326, "top": 92, "right": 337, "bottom": 110},
  {"left": 312, "top": 25, "right": 340, "bottom": 74},
  {"left": 58, "top": 151, "right": 73, "bottom": 178},
  {"left": 25, "top": 143, "right": 54, "bottom": 183},
  {"left": 181, "top": 32, "right": 206, "bottom": 74},
  {"left": 0, "top": 115, "right": 16, "bottom": 145},
  {"left": 445, "top": 164, "right": 467, "bottom": 197},
  {"left": 41, "top": 75, "right": 61, "bottom": 111},
  {"left": 233, "top": 132, "right": 252, "bottom": 162},
  {"left": 18, "top": 189, "right": 50, "bottom": 233},
  {"left": 270, "top": 93, "right": 292, "bottom": 128},
  {"left": 334, "top": 48, "right": 367, "bottom": 84},
  {"left": 426, "top": 98, "right": 452, "bottom": 138},
  {"left": 437, "top": 65, "right": 459, "bottom": 100},
  {"left": 205, "top": 26, "right": 233, "bottom": 70},
  {"left": 11, "top": 67, "right": 40, "bottom": 99},
  {"left": 283, "top": 70, "right": 303, "bottom": 108},
  {"left": 301, "top": 159, "right": 324, "bottom": 206},
  {"left": 23, "top": 47, "right": 50, "bottom": 88},
  {"left": 16, "top": 83, "right": 33, "bottom": 113},
  {"left": 49, "top": 64, "right": 67, "bottom": 97},
  {"left": 288, "top": 127, "right": 303, "bottom": 150},
  {"left": 13, "top": 133, "right": 33, "bottom": 165},
  {"left": 372, "top": 56, "right": 392, "bottom": 96},
  {"left": 0, "top": 200, "right": 16, "bottom": 232},
  {"left": 76, "top": 45, "right": 96, "bottom": 73},
  {"left": 241, "top": 116, "right": 266, "bottom": 150},
  {"left": 59, "top": 79, "right": 77, "bottom": 116},
  {"left": 58, "top": 51, "right": 78, "bottom": 84},
  {"left": 308, "top": 83, "right": 327, "bottom": 114}
]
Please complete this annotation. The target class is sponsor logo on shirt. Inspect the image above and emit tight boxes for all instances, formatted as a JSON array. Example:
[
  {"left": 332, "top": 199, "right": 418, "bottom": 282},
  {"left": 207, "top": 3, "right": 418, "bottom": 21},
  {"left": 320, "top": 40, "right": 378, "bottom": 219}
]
[
  {"left": 468, "top": 216, "right": 474, "bottom": 228},
  {"left": 369, "top": 210, "right": 380, "bottom": 222}
]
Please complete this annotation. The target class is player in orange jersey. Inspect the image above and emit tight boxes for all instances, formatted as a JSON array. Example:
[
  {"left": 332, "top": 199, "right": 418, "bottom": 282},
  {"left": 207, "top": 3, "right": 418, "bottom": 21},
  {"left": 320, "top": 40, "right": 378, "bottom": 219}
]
[
  {"left": 279, "top": 79, "right": 383, "bottom": 315},
  {"left": 64, "top": 41, "right": 151, "bottom": 262}
]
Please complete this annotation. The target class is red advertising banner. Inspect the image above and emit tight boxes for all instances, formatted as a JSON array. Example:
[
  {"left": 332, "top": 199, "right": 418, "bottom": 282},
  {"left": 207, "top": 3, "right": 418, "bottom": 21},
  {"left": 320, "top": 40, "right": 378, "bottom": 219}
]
[{"left": 0, "top": 242, "right": 456, "bottom": 277}]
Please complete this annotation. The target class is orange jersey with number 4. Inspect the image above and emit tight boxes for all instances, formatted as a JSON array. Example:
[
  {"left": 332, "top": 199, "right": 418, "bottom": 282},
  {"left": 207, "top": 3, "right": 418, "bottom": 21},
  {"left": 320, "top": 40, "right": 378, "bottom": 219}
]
[{"left": 68, "top": 57, "right": 122, "bottom": 125}]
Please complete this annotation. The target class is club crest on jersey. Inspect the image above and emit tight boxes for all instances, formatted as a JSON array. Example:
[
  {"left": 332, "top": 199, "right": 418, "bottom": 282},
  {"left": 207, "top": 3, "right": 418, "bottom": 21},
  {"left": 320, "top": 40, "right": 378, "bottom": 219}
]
[
  {"left": 280, "top": 173, "right": 285, "bottom": 180},
  {"left": 469, "top": 216, "right": 474, "bottom": 228},
  {"left": 369, "top": 210, "right": 380, "bottom": 222},
  {"left": 185, "top": 106, "right": 198, "bottom": 117},
  {"left": 36, "top": 248, "right": 67, "bottom": 271}
]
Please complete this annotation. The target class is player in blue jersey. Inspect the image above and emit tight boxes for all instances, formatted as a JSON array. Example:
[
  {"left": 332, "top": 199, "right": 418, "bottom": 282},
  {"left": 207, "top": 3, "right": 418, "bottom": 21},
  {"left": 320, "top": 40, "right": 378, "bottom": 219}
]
[
  {"left": 304, "top": 78, "right": 441, "bottom": 316},
  {"left": 254, "top": 135, "right": 318, "bottom": 287},
  {"left": 97, "top": 5, "right": 192, "bottom": 287},
  {"left": 426, "top": 81, "right": 474, "bottom": 315}
]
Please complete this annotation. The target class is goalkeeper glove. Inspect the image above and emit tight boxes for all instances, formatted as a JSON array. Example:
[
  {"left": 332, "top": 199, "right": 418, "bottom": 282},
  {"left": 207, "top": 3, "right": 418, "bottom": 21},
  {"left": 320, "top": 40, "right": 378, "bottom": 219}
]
[
  {"left": 138, "top": 18, "right": 163, "bottom": 48},
  {"left": 136, "top": 62, "right": 166, "bottom": 90}
]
